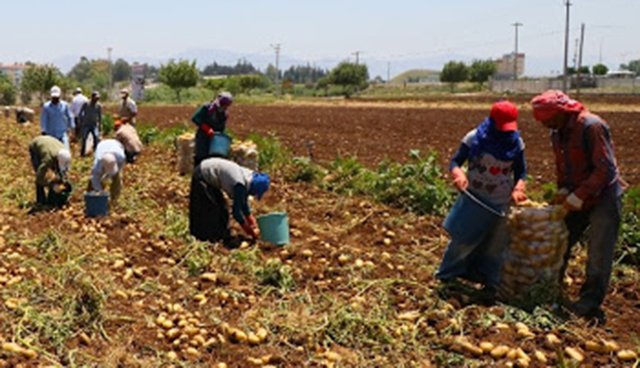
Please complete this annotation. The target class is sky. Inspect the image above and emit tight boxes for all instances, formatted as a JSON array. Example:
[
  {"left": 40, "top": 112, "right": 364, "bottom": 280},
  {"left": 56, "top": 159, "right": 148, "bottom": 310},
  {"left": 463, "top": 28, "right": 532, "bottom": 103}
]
[{"left": 1, "top": 0, "right": 639, "bottom": 77}]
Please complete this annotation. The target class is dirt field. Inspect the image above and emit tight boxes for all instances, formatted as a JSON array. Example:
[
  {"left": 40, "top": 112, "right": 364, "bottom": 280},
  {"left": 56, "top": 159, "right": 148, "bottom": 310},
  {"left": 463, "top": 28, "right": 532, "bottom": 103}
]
[{"left": 1, "top": 100, "right": 639, "bottom": 367}]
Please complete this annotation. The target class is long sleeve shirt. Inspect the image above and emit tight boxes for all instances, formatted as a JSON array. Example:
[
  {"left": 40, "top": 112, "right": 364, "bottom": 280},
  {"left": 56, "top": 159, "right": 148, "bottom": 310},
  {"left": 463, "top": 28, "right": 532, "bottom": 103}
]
[
  {"left": 70, "top": 94, "right": 89, "bottom": 118},
  {"left": 91, "top": 139, "right": 126, "bottom": 192},
  {"left": 40, "top": 100, "right": 74, "bottom": 139},
  {"left": 79, "top": 102, "right": 102, "bottom": 129},
  {"left": 29, "top": 136, "right": 65, "bottom": 186},
  {"left": 199, "top": 157, "right": 253, "bottom": 224},
  {"left": 191, "top": 103, "right": 228, "bottom": 132},
  {"left": 551, "top": 111, "right": 623, "bottom": 209}
]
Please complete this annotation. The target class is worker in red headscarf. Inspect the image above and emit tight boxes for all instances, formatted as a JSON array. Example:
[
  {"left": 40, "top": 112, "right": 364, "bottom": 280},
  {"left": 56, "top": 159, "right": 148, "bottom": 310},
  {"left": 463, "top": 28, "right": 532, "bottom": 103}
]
[{"left": 531, "top": 90, "right": 626, "bottom": 322}]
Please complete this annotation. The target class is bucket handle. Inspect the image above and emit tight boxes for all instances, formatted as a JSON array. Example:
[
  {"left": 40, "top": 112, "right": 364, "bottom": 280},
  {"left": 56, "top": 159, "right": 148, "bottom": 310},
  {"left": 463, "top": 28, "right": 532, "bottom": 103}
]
[{"left": 462, "top": 189, "right": 506, "bottom": 218}]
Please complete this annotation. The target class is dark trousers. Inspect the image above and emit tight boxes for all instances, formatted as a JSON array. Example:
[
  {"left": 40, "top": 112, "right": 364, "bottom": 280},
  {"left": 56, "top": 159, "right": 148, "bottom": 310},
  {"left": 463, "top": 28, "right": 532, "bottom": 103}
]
[
  {"left": 189, "top": 167, "right": 230, "bottom": 242},
  {"left": 28, "top": 147, "right": 46, "bottom": 204},
  {"left": 193, "top": 129, "right": 210, "bottom": 167},
  {"left": 562, "top": 188, "right": 622, "bottom": 309},
  {"left": 80, "top": 125, "right": 100, "bottom": 156}
]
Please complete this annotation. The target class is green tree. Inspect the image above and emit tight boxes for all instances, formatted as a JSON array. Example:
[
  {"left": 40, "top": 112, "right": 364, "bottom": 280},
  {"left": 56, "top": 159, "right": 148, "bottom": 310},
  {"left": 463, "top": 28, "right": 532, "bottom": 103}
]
[
  {"left": 326, "top": 62, "right": 369, "bottom": 97},
  {"left": 21, "top": 64, "right": 65, "bottom": 103},
  {"left": 0, "top": 73, "right": 17, "bottom": 105},
  {"left": 238, "top": 74, "right": 270, "bottom": 94},
  {"left": 68, "top": 57, "right": 93, "bottom": 82},
  {"left": 468, "top": 59, "right": 496, "bottom": 87},
  {"left": 592, "top": 64, "right": 609, "bottom": 75},
  {"left": 112, "top": 58, "right": 131, "bottom": 82},
  {"left": 620, "top": 59, "right": 640, "bottom": 75},
  {"left": 158, "top": 59, "right": 200, "bottom": 102},
  {"left": 440, "top": 61, "right": 468, "bottom": 92}
]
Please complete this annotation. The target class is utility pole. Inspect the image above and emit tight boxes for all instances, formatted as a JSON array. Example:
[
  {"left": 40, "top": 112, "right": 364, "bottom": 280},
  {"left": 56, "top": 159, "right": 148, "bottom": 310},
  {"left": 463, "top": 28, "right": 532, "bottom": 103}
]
[
  {"left": 512, "top": 22, "right": 523, "bottom": 80},
  {"left": 387, "top": 61, "right": 391, "bottom": 83},
  {"left": 270, "top": 43, "right": 281, "bottom": 96},
  {"left": 107, "top": 47, "right": 113, "bottom": 94},
  {"left": 562, "top": 0, "right": 572, "bottom": 92},
  {"left": 352, "top": 51, "right": 362, "bottom": 65},
  {"left": 576, "top": 23, "right": 585, "bottom": 99}
]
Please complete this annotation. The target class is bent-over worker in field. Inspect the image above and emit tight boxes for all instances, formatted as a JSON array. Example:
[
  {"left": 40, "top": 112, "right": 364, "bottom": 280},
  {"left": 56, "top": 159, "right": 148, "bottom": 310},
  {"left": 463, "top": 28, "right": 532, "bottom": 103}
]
[
  {"left": 531, "top": 90, "right": 626, "bottom": 321},
  {"left": 78, "top": 91, "right": 102, "bottom": 156},
  {"left": 436, "top": 100, "right": 528, "bottom": 293},
  {"left": 88, "top": 139, "right": 126, "bottom": 203},
  {"left": 28, "top": 136, "right": 72, "bottom": 206},
  {"left": 189, "top": 157, "right": 269, "bottom": 244},
  {"left": 40, "top": 86, "right": 75, "bottom": 150},
  {"left": 191, "top": 92, "right": 233, "bottom": 166},
  {"left": 114, "top": 119, "right": 143, "bottom": 163}
]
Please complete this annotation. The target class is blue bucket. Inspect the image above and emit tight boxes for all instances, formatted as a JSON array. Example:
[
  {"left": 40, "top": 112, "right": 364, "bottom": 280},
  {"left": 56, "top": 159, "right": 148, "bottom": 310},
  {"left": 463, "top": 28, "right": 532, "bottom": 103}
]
[
  {"left": 208, "top": 133, "right": 232, "bottom": 157},
  {"left": 443, "top": 190, "right": 504, "bottom": 243},
  {"left": 85, "top": 192, "right": 109, "bottom": 217},
  {"left": 257, "top": 212, "right": 290, "bottom": 246}
]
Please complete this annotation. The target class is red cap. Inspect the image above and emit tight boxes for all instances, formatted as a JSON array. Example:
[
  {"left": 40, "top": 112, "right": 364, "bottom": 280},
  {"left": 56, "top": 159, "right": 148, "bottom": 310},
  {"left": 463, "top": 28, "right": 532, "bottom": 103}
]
[{"left": 490, "top": 100, "right": 518, "bottom": 131}]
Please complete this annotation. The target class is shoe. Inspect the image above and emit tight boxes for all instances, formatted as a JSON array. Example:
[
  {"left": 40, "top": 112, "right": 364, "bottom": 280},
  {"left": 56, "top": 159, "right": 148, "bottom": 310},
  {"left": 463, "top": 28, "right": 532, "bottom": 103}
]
[{"left": 569, "top": 300, "right": 606, "bottom": 324}]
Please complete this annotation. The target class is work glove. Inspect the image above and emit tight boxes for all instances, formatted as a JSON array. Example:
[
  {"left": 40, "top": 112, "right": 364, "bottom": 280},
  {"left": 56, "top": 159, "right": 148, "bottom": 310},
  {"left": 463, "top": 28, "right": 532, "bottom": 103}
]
[
  {"left": 240, "top": 220, "right": 258, "bottom": 239},
  {"left": 551, "top": 188, "right": 569, "bottom": 205},
  {"left": 200, "top": 123, "right": 215, "bottom": 138},
  {"left": 563, "top": 192, "right": 583, "bottom": 212},
  {"left": 246, "top": 214, "right": 257, "bottom": 228},
  {"left": 450, "top": 166, "right": 468, "bottom": 191},
  {"left": 511, "top": 179, "right": 528, "bottom": 204}
]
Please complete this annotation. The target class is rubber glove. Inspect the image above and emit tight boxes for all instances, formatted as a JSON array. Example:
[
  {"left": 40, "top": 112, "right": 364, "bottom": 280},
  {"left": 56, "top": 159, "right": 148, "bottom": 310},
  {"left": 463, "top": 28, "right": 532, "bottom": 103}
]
[
  {"left": 200, "top": 123, "right": 215, "bottom": 138},
  {"left": 511, "top": 179, "right": 528, "bottom": 204},
  {"left": 241, "top": 219, "right": 258, "bottom": 239},
  {"left": 451, "top": 166, "right": 468, "bottom": 191}
]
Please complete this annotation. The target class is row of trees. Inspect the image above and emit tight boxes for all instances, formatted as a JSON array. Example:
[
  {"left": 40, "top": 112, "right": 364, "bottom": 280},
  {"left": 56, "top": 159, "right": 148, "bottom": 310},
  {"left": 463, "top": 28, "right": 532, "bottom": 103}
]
[{"left": 440, "top": 59, "right": 497, "bottom": 91}]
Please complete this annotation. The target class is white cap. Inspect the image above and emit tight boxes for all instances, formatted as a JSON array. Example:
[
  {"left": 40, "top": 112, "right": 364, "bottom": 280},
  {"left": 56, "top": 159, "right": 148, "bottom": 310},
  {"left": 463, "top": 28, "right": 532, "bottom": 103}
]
[
  {"left": 50, "top": 86, "right": 61, "bottom": 98},
  {"left": 56, "top": 149, "right": 71, "bottom": 172},
  {"left": 120, "top": 88, "right": 129, "bottom": 94},
  {"left": 74, "top": 87, "right": 82, "bottom": 94},
  {"left": 101, "top": 153, "right": 118, "bottom": 177}
]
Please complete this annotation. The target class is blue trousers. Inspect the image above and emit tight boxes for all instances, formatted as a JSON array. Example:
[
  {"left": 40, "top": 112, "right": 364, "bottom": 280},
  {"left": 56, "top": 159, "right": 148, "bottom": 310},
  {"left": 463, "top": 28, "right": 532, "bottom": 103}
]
[
  {"left": 80, "top": 125, "right": 100, "bottom": 156},
  {"left": 562, "top": 188, "right": 622, "bottom": 309}
]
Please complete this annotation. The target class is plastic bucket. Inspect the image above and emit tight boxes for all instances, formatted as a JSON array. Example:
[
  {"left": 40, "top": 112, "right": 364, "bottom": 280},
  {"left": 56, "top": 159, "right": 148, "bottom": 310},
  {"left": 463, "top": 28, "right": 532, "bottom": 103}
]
[
  {"left": 257, "top": 212, "right": 290, "bottom": 246},
  {"left": 85, "top": 192, "right": 109, "bottom": 217},
  {"left": 208, "top": 133, "right": 232, "bottom": 157},
  {"left": 443, "top": 190, "right": 503, "bottom": 243}
]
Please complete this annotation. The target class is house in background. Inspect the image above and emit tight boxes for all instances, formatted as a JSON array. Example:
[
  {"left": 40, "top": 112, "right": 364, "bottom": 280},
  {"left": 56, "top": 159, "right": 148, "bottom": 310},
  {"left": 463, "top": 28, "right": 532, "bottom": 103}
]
[
  {"left": 0, "top": 63, "right": 28, "bottom": 86},
  {"left": 494, "top": 53, "right": 525, "bottom": 80}
]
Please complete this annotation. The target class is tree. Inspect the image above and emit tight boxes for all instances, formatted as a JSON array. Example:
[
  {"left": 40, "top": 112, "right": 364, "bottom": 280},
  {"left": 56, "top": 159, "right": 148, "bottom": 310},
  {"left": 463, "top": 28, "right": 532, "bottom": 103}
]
[
  {"left": 620, "top": 59, "right": 640, "bottom": 75},
  {"left": 68, "top": 57, "right": 93, "bottom": 82},
  {"left": 440, "top": 61, "right": 468, "bottom": 92},
  {"left": 592, "top": 64, "right": 609, "bottom": 76},
  {"left": 237, "top": 74, "right": 270, "bottom": 94},
  {"left": 468, "top": 59, "right": 496, "bottom": 87},
  {"left": 112, "top": 58, "right": 131, "bottom": 82},
  {"left": 0, "top": 73, "right": 17, "bottom": 105},
  {"left": 158, "top": 60, "right": 199, "bottom": 102},
  {"left": 326, "top": 62, "right": 369, "bottom": 97},
  {"left": 21, "top": 64, "right": 65, "bottom": 103}
]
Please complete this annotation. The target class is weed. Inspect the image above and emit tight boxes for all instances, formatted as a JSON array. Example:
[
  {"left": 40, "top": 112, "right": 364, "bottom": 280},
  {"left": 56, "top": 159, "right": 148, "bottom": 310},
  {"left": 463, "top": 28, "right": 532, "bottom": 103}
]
[
  {"left": 178, "top": 240, "right": 213, "bottom": 276},
  {"left": 287, "top": 156, "right": 324, "bottom": 183},
  {"left": 25, "top": 229, "right": 64, "bottom": 260},
  {"left": 255, "top": 258, "right": 296, "bottom": 293},
  {"left": 247, "top": 132, "right": 290, "bottom": 172}
]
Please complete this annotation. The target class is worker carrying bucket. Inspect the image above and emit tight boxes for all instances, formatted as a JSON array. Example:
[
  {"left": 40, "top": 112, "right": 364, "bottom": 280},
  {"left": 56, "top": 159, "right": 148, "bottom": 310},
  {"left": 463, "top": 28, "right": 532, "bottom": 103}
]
[
  {"left": 28, "top": 136, "right": 72, "bottom": 209},
  {"left": 191, "top": 92, "right": 233, "bottom": 166},
  {"left": 189, "top": 157, "right": 269, "bottom": 245},
  {"left": 436, "top": 100, "right": 528, "bottom": 296}
]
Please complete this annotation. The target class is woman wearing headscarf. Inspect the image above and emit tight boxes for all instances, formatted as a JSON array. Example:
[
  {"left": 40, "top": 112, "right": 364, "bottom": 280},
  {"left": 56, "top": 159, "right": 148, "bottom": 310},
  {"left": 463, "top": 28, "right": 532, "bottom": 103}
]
[
  {"left": 531, "top": 90, "right": 625, "bottom": 321},
  {"left": 191, "top": 92, "right": 233, "bottom": 166},
  {"left": 437, "top": 100, "right": 528, "bottom": 292}
]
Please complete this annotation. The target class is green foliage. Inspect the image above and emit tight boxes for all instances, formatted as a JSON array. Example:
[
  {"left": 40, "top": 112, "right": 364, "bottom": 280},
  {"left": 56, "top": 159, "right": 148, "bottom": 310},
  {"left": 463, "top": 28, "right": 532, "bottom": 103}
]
[
  {"left": 158, "top": 59, "right": 200, "bottom": 102},
  {"left": 202, "top": 60, "right": 258, "bottom": 76},
  {"left": 112, "top": 58, "right": 131, "bottom": 82},
  {"left": 592, "top": 63, "right": 609, "bottom": 75},
  {"left": 618, "top": 187, "right": 640, "bottom": 265},
  {"left": 21, "top": 64, "right": 66, "bottom": 103},
  {"left": 255, "top": 258, "right": 296, "bottom": 293},
  {"left": 237, "top": 74, "right": 271, "bottom": 94},
  {"left": 144, "top": 84, "right": 212, "bottom": 104},
  {"left": 247, "top": 132, "right": 290, "bottom": 172},
  {"left": 0, "top": 73, "right": 17, "bottom": 105},
  {"left": 102, "top": 113, "right": 114, "bottom": 135},
  {"left": 67, "top": 57, "right": 93, "bottom": 82},
  {"left": 468, "top": 59, "right": 497, "bottom": 86},
  {"left": 326, "top": 62, "right": 369, "bottom": 97},
  {"left": 323, "top": 303, "right": 393, "bottom": 348},
  {"left": 440, "top": 61, "right": 468, "bottom": 92},
  {"left": 287, "top": 156, "right": 324, "bottom": 183},
  {"left": 203, "top": 78, "right": 227, "bottom": 93},
  {"left": 283, "top": 64, "right": 327, "bottom": 84},
  {"left": 620, "top": 59, "right": 640, "bottom": 75}
]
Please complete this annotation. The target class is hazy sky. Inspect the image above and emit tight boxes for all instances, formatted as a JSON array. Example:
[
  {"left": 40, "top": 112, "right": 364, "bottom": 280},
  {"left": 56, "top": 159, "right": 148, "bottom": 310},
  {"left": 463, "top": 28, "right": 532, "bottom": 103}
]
[{"left": 1, "top": 0, "right": 638, "bottom": 76}]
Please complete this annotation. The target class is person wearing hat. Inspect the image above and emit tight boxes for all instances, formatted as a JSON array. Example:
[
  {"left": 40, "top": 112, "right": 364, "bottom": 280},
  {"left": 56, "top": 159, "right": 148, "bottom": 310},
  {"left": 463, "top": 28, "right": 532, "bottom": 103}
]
[
  {"left": 531, "top": 90, "right": 625, "bottom": 321},
  {"left": 78, "top": 91, "right": 102, "bottom": 156},
  {"left": 114, "top": 119, "right": 143, "bottom": 163},
  {"left": 118, "top": 88, "right": 138, "bottom": 126},
  {"left": 70, "top": 87, "right": 89, "bottom": 141},
  {"left": 40, "top": 86, "right": 75, "bottom": 150},
  {"left": 191, "top": 91, "right": 233, "bottom": 166},
  {"left": 88, "top": 139, "right": 126, "bottom": 203},
  {"left": 28, "top": 135, "right": 72, "bottom": 206},
  {"left": 436, "top": 100, "right": 528, "bottom": 293},
  {"left": 189, "top": 157, "right": 269, "bottom": 244}
]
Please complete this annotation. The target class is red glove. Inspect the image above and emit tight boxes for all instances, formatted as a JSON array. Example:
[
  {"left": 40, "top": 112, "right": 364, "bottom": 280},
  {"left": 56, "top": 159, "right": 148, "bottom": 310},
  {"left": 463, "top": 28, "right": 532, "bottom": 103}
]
[
  {"left": 200, "top": 123, "right": 215, "bottom": 138},
  {"left": 246, "top": 214, "right": 257, "bottom": 228},
  {"left": 450, "top": 167, "right": 468, "bottom": 191},
  {"left": 511, "top": 179, "right": 528, "bottom": 204},
  {"left": 241, "top": 219, "right": 258, "bottom": 239}
]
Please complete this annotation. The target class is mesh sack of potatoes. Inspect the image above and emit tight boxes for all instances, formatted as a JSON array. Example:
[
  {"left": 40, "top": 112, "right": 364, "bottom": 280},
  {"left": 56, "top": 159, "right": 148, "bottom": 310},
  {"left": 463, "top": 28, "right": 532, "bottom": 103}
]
[
  {"left": 176, "top": 132, "right": 195, "bottom": 175},
  {"left": 230, "top": 140, "right": 259, "bottom": 170},
  {"left": 498, "top": 200, "right": 569, "bottom": 301}
]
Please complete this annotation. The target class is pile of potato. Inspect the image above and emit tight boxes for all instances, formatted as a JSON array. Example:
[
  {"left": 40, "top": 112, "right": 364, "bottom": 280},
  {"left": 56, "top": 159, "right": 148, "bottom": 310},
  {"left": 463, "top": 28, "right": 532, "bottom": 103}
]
[
  {"left": 230, "top": 140, "right": 259, "bottom": 170},
  {"left": 176, "top": 132, "right": 195, "bottom": 175},
  {"left": 499, "top": 201, "right": 569, "bottom": 300}
]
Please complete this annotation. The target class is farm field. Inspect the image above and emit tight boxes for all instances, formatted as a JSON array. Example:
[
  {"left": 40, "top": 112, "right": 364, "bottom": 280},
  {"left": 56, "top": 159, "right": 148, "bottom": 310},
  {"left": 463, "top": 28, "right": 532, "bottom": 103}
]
[{"left": 0, "top": 99, "right": 639, "bottom": 367}]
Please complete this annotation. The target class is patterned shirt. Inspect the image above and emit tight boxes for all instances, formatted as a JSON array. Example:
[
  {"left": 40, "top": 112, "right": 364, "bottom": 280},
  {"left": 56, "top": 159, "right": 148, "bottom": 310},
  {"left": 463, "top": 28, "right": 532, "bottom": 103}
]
[{"left": 551, "top": 111, "right": 623, "bottom": 208}]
